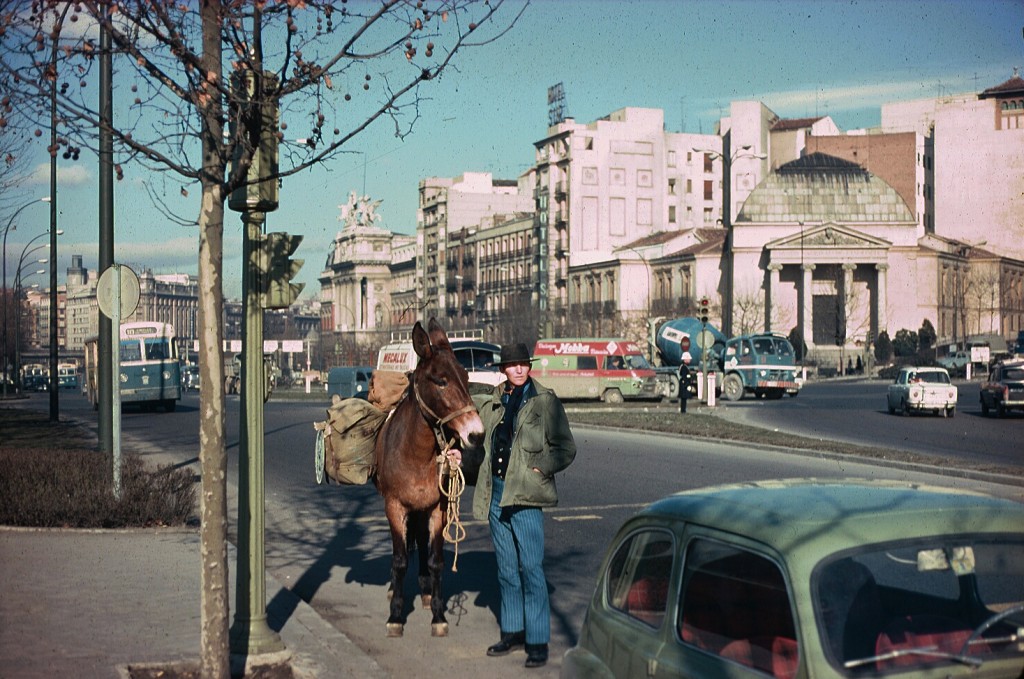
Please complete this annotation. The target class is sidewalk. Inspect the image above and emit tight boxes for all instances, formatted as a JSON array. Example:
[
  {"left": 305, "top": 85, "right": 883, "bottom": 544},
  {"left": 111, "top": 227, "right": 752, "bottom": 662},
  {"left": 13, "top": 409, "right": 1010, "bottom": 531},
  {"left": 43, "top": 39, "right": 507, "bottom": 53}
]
[
  {"left": 0, "top": 397, "right": 385, "bottom": 679},
  {"left": 0, "top": 526, "right": 385, "bottom": 679}
]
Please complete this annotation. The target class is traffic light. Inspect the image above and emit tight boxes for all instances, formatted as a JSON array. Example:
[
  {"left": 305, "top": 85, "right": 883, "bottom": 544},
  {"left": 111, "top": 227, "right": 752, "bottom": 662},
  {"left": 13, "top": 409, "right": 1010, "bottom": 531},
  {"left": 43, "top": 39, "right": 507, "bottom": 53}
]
[
  {"left": 699, "top": 297, "right": 710, "bottom": 324},
  {"left": 260, "top": 232, "right": 304, "bottom": 309}
]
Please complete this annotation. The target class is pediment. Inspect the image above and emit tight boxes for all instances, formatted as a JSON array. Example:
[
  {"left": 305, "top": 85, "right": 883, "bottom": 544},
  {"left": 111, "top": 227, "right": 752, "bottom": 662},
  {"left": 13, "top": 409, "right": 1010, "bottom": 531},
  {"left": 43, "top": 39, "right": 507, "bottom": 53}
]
[{"left": 767, "top": 222, "right": 891, "bottom": 250}]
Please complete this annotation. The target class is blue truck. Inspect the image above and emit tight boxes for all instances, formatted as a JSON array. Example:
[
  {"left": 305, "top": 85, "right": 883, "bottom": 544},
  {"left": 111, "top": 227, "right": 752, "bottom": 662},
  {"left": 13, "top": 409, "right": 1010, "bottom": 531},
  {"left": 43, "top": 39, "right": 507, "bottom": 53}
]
[{"left": 654, "top": 318, "right": 801, "bottom": 401}]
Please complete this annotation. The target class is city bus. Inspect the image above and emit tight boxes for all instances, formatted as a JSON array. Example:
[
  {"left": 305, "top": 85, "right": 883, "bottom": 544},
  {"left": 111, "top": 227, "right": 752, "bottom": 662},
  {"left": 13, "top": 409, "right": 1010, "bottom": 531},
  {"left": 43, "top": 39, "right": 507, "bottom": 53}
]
[
  {"left": 57, "top": 362, "right": 80, "bottom": 390},
  {"left": 83, "top": 321, "right": 182, "bottom": 412}
]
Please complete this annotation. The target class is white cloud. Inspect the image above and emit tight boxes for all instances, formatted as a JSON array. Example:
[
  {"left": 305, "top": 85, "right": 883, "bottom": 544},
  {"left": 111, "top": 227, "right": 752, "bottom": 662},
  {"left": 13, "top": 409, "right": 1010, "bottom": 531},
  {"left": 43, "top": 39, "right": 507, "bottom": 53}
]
[{"left": 25, "top": 162, "right": 92, "bottom": 186}]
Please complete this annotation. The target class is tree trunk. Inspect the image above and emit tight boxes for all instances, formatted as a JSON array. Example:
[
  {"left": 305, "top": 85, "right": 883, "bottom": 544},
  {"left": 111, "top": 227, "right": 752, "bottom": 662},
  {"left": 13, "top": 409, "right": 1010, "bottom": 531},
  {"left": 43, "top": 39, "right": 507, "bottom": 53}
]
[{"left": 198, "top": 1, "right": 230, "bottom": 677}]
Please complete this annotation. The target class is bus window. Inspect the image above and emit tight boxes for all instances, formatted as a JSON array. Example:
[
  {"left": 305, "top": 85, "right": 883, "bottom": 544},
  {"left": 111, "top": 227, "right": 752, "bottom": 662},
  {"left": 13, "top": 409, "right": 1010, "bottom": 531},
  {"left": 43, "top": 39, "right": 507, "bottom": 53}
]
[
  {"left": 145, "top": 339, "right": 169, "bottom": 360},
  {"left": 120, "top": 340, "right": 142, "bottom": 362}
]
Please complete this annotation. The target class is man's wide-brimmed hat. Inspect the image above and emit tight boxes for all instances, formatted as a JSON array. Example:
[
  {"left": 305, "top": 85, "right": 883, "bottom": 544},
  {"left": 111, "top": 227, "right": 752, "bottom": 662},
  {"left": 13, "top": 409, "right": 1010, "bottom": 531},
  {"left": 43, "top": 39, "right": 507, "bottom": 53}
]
[{"left": 497, "top": 342, "right": 533, "bottom": 366}]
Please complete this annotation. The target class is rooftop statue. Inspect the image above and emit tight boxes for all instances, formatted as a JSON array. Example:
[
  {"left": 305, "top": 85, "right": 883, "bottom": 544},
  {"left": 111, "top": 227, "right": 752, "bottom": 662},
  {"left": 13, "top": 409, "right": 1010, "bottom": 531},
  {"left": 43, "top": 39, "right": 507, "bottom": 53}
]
[{"left": 339, "top": 190, "right": 383, "bottom": 229}]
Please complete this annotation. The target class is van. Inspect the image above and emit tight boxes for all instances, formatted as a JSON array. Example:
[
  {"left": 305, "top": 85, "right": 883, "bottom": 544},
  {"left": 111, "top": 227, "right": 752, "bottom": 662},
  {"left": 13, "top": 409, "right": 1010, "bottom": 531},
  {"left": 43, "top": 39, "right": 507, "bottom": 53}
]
[
  {"left": 375, "top": 331, "right": 504, "bottom": 388},
  {"left": 532, "top": 338, "right": 660, "bottom": 403},
  {"left": 326, "top": 366, "right": 374, "bottom": 400}
]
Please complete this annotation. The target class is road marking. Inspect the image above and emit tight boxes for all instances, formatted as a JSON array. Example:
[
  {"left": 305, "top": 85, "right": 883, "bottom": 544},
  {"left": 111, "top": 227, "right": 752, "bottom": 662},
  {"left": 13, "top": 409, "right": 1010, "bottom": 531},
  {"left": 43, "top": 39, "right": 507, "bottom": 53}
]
[{"left": 552, "top": 514, "right": 602, "bottom": 522}]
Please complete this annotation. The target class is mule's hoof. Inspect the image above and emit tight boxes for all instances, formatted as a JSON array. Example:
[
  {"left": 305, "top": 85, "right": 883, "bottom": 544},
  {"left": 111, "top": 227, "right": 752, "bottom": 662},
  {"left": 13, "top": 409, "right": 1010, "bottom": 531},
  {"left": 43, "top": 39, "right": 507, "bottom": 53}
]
[
  {"left": 421, "top": 594, "right": 432, "bottom": 607},
  {"left": 386, "top": 622, "right": 404, "bottom": 638},
  {"left": 431, "top": 622, "right": 449, "bottom": 637}
]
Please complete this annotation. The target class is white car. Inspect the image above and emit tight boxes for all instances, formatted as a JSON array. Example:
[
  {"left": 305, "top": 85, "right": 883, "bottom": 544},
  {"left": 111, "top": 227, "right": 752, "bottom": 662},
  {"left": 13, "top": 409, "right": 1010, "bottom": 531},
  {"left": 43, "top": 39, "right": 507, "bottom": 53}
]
[{"left": 886, "top": 366, "right": 957, "bottom": 417}]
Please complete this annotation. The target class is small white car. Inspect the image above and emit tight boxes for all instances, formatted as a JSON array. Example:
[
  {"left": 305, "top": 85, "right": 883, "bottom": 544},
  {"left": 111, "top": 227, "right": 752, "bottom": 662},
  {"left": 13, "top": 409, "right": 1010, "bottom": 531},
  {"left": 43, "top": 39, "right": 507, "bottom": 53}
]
[{"left": 886, "top": 366, "right": 958, "bottom": 417}]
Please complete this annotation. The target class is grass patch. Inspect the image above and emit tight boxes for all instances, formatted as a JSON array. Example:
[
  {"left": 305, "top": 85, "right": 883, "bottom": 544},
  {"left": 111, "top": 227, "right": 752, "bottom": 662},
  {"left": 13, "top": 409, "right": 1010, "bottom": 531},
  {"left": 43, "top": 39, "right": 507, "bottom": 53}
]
[{"left": 0, "top": 406, "right": 196, "bottom": 528}]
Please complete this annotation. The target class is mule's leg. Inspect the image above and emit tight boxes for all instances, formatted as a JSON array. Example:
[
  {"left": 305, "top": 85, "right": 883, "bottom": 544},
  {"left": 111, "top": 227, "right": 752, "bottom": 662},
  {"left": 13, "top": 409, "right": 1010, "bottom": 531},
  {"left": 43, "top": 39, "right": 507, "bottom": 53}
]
[
  {"left": 409, "top": 512, "right": 432, "bottom": 608},
  {"left": 384, "top": 500, "right": 409, "bottom": 637},
  {"left": 427, "top": 505, "right": 449, "bottom": 637}
]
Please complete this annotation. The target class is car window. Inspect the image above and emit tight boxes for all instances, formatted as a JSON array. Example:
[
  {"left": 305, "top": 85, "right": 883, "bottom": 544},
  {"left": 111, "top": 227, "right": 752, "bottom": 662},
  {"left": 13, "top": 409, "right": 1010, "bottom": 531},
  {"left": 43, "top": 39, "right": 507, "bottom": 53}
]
[
  {"left": 816, "top": 540, "right": 1024, "bottom": 673},
  {"left": 679, "top": 539, "right": 798, "bottom": 676},
  {"left": 1004, "top": 368, "right": 1024, "bottom": 381},
  {"left": 921, "top": 371, "right": 949, "bottom": 384},
  {"left": 605, "top": 356, "right": 626, "bottom": 370},
  {"left": 578, "top": 356, "right": 598, "bottom": 370},
  {"left": 605, "top": 529, "right": 674, "bottom": 628}
]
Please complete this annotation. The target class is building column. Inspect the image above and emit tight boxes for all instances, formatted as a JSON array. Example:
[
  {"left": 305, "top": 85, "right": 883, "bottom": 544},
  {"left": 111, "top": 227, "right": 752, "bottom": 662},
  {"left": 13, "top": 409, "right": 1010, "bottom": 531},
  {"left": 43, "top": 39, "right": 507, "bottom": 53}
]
[
  {"left": 801, "top": 263, "right": 815, "bottom": 347},
  {"left": 875, "top": 263, "right": 889, "bottom": 338},
  {"left": 765, "top": 263, "right": 782, "bottom": 333}
]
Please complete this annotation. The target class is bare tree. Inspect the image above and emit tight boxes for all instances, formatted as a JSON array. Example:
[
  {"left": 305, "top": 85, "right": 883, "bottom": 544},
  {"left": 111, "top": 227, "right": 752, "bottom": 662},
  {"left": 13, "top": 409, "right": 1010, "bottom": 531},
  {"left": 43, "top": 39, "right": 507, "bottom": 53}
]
[
  {"left": 0, "top": 2, "right": 519, "bottom": 676},
  {"left": 732, "top": 287, "right": 763, "bottom": 336}
]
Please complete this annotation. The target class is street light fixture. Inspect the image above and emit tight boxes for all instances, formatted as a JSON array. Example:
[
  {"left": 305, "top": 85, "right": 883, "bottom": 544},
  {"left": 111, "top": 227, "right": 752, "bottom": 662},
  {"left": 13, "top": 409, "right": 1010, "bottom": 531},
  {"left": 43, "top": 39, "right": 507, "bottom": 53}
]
[
  {"left": 2, "top": 196, "right": 51, "bottom": 397},
  {"left": 692, "top": 144, "right": 767, "bottom": 335}
]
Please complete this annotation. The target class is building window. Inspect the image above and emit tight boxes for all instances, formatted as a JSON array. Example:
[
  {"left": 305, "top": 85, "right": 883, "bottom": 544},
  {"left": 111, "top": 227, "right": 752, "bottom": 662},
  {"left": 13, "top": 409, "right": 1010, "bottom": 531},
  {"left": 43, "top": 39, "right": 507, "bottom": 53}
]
[
  {"left": 668, "top": 150, "right": 677, "bottom": 167},
  {"left": 704, "top": 207, "right": 713, "bottom": 223},
  {"left": 669, "top": 206, "right": 677, "bottom": 223},
  {"left": 703, "top": 154, "right": 713, "bottom": 173},
  {"left": 668, "top": 178, "right": 677, "bottom": 195},
  {"left": 704, "top": 180, "right": 713, "bottom": 201},
  {"left": 686, "top": 179, "right": 692, "bottom": 194}
]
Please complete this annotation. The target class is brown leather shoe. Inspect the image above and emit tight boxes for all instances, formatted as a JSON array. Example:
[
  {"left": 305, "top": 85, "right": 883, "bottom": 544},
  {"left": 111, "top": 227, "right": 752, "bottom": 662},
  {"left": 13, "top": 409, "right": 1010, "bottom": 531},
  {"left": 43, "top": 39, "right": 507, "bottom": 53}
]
[
  {"left": 525, "top": 643, "right": 548, "bottom": 668},
  {"left": 486, "top": 631, "right": 525, "bottom": 656}
]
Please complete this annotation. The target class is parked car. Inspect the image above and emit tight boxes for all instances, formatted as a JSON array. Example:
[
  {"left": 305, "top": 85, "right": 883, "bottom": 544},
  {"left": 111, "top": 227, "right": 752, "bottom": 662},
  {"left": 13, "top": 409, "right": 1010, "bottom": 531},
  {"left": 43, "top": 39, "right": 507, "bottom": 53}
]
[
  {"left": 183, "top": 365, "right": 201, "bottom": 391},
  {"left": 561, "top": 479, "right": 1024, "bottom": 679},
  {"left": 886, "top": 366, "right": 957, "bottom": 417},
  {"left": 979, "top": 360, "right": 1024, "bottom": 418},
  {"left": 937, "top": 350, "right": 971, "bottom": 373}
]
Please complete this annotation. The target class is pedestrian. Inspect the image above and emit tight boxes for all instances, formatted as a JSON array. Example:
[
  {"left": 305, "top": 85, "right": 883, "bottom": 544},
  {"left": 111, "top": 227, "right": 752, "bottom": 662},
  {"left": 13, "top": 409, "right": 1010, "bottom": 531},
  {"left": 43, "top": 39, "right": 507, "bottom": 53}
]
[
  {"left": 470, "top": 342, "right": 577, "bottom": 669},
  {"left": 856, "top": 355, "right": 864, "bottom": 374},
  {"left": 678, "top": 355, "right": 694, "bottom": 413}
]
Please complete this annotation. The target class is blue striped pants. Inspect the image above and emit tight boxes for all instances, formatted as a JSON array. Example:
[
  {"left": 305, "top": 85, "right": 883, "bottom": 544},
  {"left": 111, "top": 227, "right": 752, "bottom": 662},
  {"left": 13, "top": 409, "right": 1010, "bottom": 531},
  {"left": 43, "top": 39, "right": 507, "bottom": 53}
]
[{"left": 488, "top": 476, "right": 550, "bottom": 645}]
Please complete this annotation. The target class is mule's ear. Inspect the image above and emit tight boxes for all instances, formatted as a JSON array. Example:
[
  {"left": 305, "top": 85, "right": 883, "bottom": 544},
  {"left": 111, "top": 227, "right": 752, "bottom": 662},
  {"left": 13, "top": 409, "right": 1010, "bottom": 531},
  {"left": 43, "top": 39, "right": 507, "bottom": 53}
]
[
  {"left": 427, "top": 317, "right": 451, "bottom": 350},
  {"left": 412, "top": 321, "right": 433, "bottom": 360}
]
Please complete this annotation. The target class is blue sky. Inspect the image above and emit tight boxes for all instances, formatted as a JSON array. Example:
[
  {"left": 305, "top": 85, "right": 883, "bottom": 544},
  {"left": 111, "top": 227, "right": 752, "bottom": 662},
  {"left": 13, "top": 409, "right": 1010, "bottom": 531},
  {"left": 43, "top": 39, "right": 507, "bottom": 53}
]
[{"left": 7, "top": 0, "right": 1022, "bottom": 301}]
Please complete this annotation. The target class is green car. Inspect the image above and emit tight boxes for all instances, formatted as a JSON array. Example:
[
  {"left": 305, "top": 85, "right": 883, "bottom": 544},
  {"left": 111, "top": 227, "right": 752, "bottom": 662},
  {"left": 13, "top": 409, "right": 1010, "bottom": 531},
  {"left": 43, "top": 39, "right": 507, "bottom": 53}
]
[{"left": 562, "top": 479, "right": 1024, "bottom": 678}]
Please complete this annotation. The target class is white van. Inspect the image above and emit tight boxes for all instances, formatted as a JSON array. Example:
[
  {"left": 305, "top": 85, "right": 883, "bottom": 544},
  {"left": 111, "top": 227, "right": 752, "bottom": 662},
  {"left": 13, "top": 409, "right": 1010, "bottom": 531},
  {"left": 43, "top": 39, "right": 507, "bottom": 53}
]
[{"left": 375, "top": 331, "right": 504, "bottom": 388}]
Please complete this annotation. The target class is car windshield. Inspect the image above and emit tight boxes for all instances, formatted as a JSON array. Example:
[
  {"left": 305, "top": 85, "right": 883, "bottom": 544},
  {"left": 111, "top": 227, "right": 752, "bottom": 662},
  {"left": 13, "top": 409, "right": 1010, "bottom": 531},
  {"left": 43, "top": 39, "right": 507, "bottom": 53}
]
[
  {"left": 815, "top": 538, "right": 1024, "bottom": 673},
  {"left": 1003, "top": 368, "right": 1024, "bottom": 381}
]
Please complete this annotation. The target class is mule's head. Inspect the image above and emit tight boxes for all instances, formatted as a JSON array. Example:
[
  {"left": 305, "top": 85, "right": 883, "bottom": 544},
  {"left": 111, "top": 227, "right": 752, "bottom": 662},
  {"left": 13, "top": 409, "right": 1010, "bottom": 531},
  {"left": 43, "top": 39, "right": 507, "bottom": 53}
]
[{"left": 410, "top": 318, "right": 485, "bottom": 449}]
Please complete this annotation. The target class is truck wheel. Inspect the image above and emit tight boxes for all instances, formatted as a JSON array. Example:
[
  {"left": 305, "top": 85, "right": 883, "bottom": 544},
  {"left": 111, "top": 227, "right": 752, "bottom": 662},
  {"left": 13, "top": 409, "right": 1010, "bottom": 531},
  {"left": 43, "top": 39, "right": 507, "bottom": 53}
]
[
  {"left": 164, "top": 399, "right": 177, "bottom": 413},
  {"left": 997, "top": 402, "right": 1006, "bottom": 418},
  {"left": 901, "top": 399, "right": 910, "bottom": 416},
  {"left": 947, "top": 406, "right": 955, "bottom": 418},
  {"left": 602, "top": 388, "right": 624, "bottom": 404},
  {"left": 722, "top": 374, "right": 744, "bottom": 402}
]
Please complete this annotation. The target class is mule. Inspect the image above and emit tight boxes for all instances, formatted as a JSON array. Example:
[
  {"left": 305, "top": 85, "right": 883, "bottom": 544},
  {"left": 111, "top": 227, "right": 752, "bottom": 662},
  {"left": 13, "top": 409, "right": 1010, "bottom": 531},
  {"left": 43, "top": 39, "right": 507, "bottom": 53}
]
[{"left": 373, "top": 318, "right": 484, "bottom": 637}]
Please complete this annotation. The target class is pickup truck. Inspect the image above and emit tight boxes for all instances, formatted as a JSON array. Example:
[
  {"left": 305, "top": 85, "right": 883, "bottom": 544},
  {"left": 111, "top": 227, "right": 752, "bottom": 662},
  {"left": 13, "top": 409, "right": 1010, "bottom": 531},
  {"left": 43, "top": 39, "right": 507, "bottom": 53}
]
[{"left": 886, "top": 366, "right": 958, "bottom": 417}]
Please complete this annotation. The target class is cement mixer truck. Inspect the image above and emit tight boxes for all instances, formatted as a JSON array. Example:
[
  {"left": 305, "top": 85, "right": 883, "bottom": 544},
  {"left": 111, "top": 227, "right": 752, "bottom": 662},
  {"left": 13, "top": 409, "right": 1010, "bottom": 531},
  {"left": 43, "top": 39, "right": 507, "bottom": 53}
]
[{"left": 653, "top": 317, "right": 801, "bottom": 401}]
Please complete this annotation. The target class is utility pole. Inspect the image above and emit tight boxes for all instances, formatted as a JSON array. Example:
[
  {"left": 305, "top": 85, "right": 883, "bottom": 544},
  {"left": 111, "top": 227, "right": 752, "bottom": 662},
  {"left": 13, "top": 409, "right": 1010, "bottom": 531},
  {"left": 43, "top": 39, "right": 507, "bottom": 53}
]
[{"left": 226, "top": 10, "right": 287, "bottom": 654}]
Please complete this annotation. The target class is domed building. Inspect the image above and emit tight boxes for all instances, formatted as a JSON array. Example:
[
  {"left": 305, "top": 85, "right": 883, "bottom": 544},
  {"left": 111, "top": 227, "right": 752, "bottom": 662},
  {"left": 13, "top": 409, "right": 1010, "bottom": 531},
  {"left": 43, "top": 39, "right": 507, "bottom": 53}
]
[{"left": 728, "top": 152, "right": 1001, "bottom": 368}]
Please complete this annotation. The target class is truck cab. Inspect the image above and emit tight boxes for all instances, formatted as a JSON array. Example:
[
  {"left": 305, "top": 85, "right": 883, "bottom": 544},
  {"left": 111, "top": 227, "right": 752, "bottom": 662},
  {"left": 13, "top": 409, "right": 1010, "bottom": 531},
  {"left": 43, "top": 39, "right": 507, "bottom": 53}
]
[{"left": 719, "top": 333, "right": 800, "bottom": 401}]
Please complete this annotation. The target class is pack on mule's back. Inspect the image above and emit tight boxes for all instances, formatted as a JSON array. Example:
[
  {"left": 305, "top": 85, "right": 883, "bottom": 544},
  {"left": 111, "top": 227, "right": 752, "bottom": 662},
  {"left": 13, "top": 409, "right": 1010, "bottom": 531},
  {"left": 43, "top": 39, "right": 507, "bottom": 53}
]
[{"left": 316, "top": 395, "right": 388, "bottom": 484}]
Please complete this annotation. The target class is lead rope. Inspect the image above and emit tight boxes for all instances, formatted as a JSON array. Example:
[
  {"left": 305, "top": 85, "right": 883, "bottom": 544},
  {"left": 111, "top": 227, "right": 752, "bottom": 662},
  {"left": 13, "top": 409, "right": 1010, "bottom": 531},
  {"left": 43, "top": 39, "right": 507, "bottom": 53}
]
[{"left": 414, "top": 380, "right": 471, "bottom": 572}]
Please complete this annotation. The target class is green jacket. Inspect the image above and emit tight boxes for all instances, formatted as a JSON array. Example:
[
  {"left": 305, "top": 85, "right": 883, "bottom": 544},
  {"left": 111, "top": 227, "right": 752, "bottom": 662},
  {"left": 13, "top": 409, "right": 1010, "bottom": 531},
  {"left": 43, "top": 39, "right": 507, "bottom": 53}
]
[{"left": 471, "top": 378, "right": 577, "bottom": 520}]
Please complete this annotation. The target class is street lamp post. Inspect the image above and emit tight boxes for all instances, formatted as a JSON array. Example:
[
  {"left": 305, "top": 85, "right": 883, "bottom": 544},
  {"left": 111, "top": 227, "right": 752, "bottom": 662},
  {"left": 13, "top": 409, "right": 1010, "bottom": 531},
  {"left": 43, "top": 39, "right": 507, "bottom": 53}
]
[
  {"left": 692, "top": 143, "right": 767, "bottom": 336},
  {"left": 2, "top": 196, "right": 51, "bottom": 397}
]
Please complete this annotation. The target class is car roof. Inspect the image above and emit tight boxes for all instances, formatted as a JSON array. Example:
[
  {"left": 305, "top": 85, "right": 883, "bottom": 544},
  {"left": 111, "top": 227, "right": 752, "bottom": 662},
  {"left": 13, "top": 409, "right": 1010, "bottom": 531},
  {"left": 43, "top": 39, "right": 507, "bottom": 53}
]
[
  {"left": 636, "top": 479, "right": 1023, "bottom": 571},
  {"left": 448, "top": 339, "right": 500, "bottom": 351},
  {"left": 901, "top": 366, "right": 948, "bottom": 372}
]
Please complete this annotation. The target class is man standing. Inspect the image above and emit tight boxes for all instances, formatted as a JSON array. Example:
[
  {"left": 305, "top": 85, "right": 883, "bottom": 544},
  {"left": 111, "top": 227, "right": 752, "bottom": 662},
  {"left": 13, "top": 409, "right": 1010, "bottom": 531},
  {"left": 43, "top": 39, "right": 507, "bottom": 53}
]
[
  {"left": 471, "top": 342, "right": 577, "bottom": 668},
  {"left": 678, "top": 354, "right": 694, "bottom": 413}
]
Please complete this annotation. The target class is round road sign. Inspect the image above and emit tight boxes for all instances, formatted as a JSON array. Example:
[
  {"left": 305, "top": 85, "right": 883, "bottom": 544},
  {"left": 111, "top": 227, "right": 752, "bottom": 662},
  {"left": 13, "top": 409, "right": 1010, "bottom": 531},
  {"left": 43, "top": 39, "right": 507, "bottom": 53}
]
[
  {"left": 696, "top": 328, "right": 716, "bottom": 350},
  {"left": 97, "top": 264, "right": 141, "bottom": 320}
]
